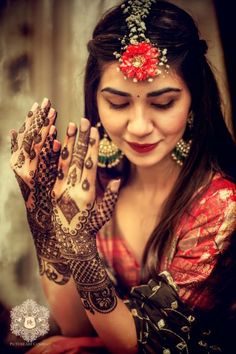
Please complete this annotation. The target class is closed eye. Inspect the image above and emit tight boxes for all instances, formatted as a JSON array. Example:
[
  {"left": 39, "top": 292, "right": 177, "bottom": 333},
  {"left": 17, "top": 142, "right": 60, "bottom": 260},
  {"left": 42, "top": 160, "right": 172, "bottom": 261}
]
[
  {"left": 108, "top": 102, "right": 129, "bottom": 110},
  {"left": 151, "top": 100, "right": 174, "bottom": 110}
]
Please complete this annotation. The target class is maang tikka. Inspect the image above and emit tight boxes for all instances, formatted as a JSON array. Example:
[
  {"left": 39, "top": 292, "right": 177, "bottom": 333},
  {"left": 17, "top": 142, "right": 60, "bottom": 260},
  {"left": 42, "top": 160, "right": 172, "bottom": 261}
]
[
  {"left": 96, "top": 122, "right": 124, "bottom": 168},
  {"left": 171, "top": 112, "right": 193, "bottom": 166},
  {"left": 114, "top": 0, "right": 169, "bottom": 82}
]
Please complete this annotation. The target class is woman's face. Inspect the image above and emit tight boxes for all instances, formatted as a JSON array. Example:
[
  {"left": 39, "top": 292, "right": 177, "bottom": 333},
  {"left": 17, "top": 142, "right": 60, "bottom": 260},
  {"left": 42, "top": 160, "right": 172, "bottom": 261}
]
[{"left": 96, "top": 62, "right": 191, "bottom": 168}]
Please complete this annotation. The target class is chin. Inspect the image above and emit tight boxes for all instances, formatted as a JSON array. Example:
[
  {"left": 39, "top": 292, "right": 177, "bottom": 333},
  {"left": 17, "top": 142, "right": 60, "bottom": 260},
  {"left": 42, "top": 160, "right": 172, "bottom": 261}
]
[{"left": 125, "top": 154, "right": 164, "bottom": 168}]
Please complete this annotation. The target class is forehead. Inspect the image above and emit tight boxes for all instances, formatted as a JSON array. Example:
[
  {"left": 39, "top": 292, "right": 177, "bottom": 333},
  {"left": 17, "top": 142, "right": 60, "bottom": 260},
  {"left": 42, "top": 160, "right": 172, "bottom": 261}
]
[{"left": 98, "top": 62, "right": 188, "bottom": 94}]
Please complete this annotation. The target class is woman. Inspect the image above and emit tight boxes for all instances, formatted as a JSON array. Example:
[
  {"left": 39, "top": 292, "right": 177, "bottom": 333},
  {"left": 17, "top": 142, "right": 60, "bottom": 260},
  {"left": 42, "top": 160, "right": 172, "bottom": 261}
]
[{"left": 10, "top": 0, "right": 236, "bottom": 353}]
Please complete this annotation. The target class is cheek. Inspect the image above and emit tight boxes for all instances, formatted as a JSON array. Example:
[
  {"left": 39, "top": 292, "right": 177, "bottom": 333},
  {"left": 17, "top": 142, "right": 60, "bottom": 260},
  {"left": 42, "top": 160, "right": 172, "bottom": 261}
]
[
  {"left": 98, "top": 105, "right": 124, "bottom": 137},
  {"left": 158, "top": 110, "right": 188, "bottom": 136}
]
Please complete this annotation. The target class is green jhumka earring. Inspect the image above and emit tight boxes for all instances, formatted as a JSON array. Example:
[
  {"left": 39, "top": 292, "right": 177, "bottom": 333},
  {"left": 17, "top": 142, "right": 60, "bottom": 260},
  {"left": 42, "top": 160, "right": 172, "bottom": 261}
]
[
  {"left": 96, "top": 122, "right": 124, "bottom": 168},
  {"left": 171, "top": 112, "right": 193, "bottom": 166}
]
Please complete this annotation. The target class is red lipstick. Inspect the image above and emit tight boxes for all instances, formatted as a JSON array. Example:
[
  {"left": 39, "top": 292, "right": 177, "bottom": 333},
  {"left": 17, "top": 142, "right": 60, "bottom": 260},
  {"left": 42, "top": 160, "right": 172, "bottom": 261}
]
[{"left": 127, "top": 142, "right": 159, "bottom": 153}]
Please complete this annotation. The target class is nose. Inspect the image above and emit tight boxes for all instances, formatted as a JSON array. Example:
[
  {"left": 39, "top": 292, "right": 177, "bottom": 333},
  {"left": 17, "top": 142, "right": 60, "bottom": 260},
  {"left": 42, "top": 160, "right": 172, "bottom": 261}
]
[{"left": 127, "top": 106, "right": 154, "bottom": 138}]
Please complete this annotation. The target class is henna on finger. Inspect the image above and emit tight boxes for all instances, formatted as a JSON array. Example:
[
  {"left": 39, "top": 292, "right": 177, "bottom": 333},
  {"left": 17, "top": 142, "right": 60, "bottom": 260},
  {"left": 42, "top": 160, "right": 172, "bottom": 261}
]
[
  {"left": 15, "top": 150, "right": 25, "bottom": 168},
  {"left": 82, "top": 178, "right": 90, "bottom": 191},
  {"left": 85, "top": 157, "right": 93, "bottom": 170},
  {"left": 11, "top": 131, "right": 18, "bottom": 154},
  {"left": 89, "top": 137, "right": 96, "bottom": 146},
  {"left": 67, "top": 167, "right": 77, "bottom": 186},
  {"left": 22, "top": 106, "right": 50, "bottom": 156},
  {"left": 58, "top": 167, "right": 64, "bottom": 180},
  {"left": 28, "top": 110, "right": 34, "bottom": 118},
  {"left": 61, "top": 146, "right": 69, "bottom": 160},
  {"left": 19, "top": 122, "right": 26, "bottom": 134},
  {"left": 29, "top": 149, "right": 36, "bottom": 160},
  {"left": 67, "top": 125, "right": 90, "bottom": 186}
]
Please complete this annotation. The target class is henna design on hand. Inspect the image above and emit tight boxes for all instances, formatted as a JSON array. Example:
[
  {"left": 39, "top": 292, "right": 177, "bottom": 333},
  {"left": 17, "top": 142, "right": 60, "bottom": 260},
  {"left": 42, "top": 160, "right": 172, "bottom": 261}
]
[
  {"left": 22, "top": 106, "right": 49, "bottom": 156},
  {"left": 15, "top": 150, "right": 25, "bottom": 168},
  {"left": 82, "top": 178, "right": 90, "bottom": 191},
  {"left": 89, "top": 138, "right": 96, "bottom": 146},
  {"left": 67, "top": 127, "right": 90, "bottom": 185},
  {"left": 71, "top": 255, "right": 117, "bottom": 314},
  {"left": 61, "top": 146, "right": 69, "bottom": 160},
  {"left": 52, "top": 186, "right": 119, "bottom": 313},
  {"left": 38, "top": 258, "right": 70, "bottom": 285},
  {"left": 67, "top": 167, "right": 77, "bottom": 186},
  {"left": 85, "top": 157, "right": 93, "bottom": 169},
  {"left": 57, "top": 167, "right": 64, "bottom": 180},
  {"left": 57, "top": 190, "right": 80, "bottom": 224},
  {"left": 29, "top": 149, "right": 36, "bottom": 160},
  {"left": 14, "top": 172, "right": 31, "bottom": 202},
  {"left": 24, "top": 135, "right": 71, "bottom": 284},
  {"left": 11, "top": 131, "right": 18, "bottom": 154},
  {"left": 33, "top": 132, "right": 42, "bottom": 144},
  {"left": 19, "top": 122, "right": 26, "bottom": 134}
]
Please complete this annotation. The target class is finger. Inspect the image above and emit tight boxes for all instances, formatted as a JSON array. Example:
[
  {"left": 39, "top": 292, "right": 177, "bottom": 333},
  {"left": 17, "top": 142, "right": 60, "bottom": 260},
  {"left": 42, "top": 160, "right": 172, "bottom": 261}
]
[
  {"left": 10, "top": 129, "right": 18, "bottom": 154},
  {"left": 10, "top": 102, "right": 39, "bottom": 167},
  {"left": 36, "top": 126, "right": 61, "bottom": 199},
  {"left": 91, "top": 180, "right": 120, "bottom": 232},
  {"left": 21, "top": 97, "right": 51, "bottom": 157},
  {"left": 17, "top": 101, "right": 39, "bottom": 149},
  {"left": 55, "top": 122, "right": 78, "bottom": 188},
  {"left": 79, "top": 127, "right": 99, "bottom": 195},
  {"left": 67, "top": 118, "right": 90, "bottom": 187},
  {"left": 29, "top": 107, "right": 57, "bottom": 170}
]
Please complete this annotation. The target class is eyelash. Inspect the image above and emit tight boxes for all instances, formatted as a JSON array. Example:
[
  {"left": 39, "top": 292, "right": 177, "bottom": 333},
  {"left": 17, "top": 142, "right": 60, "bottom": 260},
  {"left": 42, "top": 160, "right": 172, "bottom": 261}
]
[
  {"left": 109, "top": 102, "right": 129, "bottom": 110},
  {"left": 108, "top": 100, "right": 174, "bottom": 110},
  {"left": 151, "top": 100, "right": 174, "bottom": 110}
]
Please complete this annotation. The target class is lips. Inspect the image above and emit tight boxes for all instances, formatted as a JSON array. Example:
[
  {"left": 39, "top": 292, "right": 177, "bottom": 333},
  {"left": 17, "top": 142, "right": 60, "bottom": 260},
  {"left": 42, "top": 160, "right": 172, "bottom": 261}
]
[{"left": 127, "top": 141, "right": 159, "bottom": 153}]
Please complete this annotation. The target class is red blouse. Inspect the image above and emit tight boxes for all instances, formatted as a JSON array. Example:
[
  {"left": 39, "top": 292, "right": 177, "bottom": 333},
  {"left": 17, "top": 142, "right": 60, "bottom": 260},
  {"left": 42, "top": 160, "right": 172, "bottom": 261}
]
[{"left": 97, "top": 173, "right": 236, "bottom": 308}]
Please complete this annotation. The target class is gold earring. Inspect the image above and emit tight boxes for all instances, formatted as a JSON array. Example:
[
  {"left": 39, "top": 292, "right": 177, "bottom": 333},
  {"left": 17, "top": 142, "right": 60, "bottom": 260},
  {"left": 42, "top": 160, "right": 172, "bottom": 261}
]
[
  {"left": 171, "top": 112, "right": 193, "bottom": 166},
  {"left": 171, "top": 138, "right": 192, "bottom": 166},
  {"left": 187, "top": 111, "right": 194, "bottom": 129},
  {"left": 96, "top": 122, "right": 124, "bottom": 168}
]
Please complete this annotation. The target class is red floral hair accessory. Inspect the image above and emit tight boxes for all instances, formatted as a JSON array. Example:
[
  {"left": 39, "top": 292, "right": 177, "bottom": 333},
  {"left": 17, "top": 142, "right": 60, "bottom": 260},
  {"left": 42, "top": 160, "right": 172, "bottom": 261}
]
[{"left": 114, "top": 0, "right": 169, "bottom": 82}]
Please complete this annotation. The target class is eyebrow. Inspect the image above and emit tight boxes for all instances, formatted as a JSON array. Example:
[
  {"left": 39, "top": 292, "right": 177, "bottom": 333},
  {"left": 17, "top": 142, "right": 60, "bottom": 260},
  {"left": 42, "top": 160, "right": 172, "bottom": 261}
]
[{"left": 100, "top": 87, "right": 182, "bottom": 97}]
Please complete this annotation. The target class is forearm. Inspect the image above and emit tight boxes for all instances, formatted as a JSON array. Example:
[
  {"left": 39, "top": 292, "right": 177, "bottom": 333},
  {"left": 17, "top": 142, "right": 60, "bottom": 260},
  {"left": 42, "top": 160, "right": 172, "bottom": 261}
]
[
  {"left": 36, "top": 245, "right": 95, "bottom": 337},
  {"left": 40, "top": 270, "right": 96, "bottom": 337},
  {"left": 86, "top": 296, "right": 138, "bottom": 354},
  {"left": 70, "top": 254, "right": 138, "bottom": 354}
]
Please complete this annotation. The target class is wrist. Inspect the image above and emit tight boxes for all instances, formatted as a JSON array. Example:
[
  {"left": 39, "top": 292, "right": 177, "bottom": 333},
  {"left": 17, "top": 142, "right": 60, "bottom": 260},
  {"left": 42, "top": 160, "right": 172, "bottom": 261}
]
[{"left": 70, "top": 253, "right": 118, "bottom": 314}]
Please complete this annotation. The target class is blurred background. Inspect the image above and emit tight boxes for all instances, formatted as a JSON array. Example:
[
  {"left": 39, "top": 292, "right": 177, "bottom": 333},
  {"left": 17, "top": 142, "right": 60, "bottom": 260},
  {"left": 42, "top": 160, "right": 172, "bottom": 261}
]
[{"left": 0, "top": 0, "right": 235, "bottom": 349}]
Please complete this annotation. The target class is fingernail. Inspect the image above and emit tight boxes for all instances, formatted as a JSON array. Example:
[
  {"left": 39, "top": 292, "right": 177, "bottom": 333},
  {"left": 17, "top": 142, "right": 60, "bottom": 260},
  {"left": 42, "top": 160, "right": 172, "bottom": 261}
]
[
  {"left": 30, "top": 102, "right": 39, "bottom": 111},
  {"left": 53, "top": 140, "right": 61, "bottom": 152},
  {"left": 90, "top": 127, "right": 98, "bottom": 139},
  {"left": 109, "top": 179, "right": 121, "bottom": 192},
  {"left": 80, "top": 118, "right": 90, "bottom": 132},
  {"left": 48, "top": 108, "right": 56, "bottom": 118},
  {"left": 49, "top": 125, "right": 56, "bottom": 136},
  {"left": 9, "top": 129, "right": 16, "bottom": 136},
  {"left": 67, "top": 122, "right": 77, "bottom": 137},
  {"left": 41, "top": 97, "right": 49, "bottom": 108}
]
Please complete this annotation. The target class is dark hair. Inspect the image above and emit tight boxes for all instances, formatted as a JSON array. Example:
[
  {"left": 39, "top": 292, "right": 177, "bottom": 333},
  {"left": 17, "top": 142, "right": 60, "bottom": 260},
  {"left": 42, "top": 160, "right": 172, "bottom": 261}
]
[{"left": 84, "top": 1, "right": 236, "bottom": 284}]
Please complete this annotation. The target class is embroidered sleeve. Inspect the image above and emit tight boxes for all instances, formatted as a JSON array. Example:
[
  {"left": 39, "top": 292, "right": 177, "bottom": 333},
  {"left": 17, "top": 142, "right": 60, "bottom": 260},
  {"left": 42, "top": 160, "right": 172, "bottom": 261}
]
[
  {"left": 125, "top": 272, "right": 223, "bottom": 353},
  {"left": 168, "top": 179, "right": 236, "bottom": 305}
]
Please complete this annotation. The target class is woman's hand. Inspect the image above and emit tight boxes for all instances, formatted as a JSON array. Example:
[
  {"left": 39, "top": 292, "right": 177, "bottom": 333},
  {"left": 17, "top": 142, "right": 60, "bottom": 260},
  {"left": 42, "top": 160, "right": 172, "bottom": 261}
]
[
  {"left": 10, "top": 98, "right": 71, "bottom": 284},
  {"left": 51, "top": 118, "right": 120, "bottom": 314}
]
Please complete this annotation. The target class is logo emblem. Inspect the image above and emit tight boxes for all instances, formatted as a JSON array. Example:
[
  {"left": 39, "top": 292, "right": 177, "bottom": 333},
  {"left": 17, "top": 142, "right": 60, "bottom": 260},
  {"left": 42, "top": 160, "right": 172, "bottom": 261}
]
[{"left": 10, "top": 299, "right": 50, "bottom": 342}]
